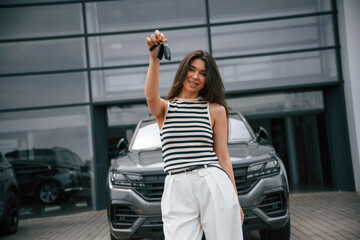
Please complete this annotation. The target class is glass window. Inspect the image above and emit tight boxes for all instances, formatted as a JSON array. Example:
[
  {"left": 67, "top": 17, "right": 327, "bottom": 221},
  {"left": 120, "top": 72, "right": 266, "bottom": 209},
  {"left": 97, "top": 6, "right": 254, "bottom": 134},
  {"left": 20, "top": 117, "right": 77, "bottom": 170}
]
[
  {"left": 108, "top": 104, "right": 149, "bottom": 127},
  {"left": 0, "top": 4, "right": 83, "bottom": 40},
  {"left": 92, "top": 63, "right": 178, "bottom": 102},
  {"left": 88, "top": 28, "right": 208, "bottom": 68},
  {"left": 86, "top": 0, "right": 206, "bottom": 33},
  {"left": 228, "top": 118, "right": 254, "bottom": 143},
  {"left": 212, "top": 15, "right": 334, "bottom": 58},
  {"left": 0, "top": 72, "right": 89, "bottom": 110},
  {"left": 227, "top": 90, "right": 324, "bottom": 117},
  {"left": 216, "top": 49, "right": 338, "bottom": 91},
  {"left": 130, "top": 120, "right": 161, "bottom": 151},
  {"left": 0, "top": 0, "right": 75, "bottom": 5},
  {"left": 0, "top": 38, "right": 86, "bottom": 74},
  {"left": 208, "top": 0, "right": 332, "bottom": 23},
  {"left": 0, "top": 106, "right": 94, "bottom": 217}
]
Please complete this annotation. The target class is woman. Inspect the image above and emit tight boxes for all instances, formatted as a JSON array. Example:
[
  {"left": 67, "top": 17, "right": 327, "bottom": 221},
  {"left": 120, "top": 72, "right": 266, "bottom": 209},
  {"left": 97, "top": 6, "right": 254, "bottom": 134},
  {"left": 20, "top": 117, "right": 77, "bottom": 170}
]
[{"left": 145, "top": 30, "right": 244, "bottom": 240}]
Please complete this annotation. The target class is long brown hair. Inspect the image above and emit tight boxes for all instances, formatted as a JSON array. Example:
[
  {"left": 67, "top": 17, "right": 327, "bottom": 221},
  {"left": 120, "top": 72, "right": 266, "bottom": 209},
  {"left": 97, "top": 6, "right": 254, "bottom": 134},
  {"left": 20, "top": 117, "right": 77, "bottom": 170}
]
[{"left": 165, "top": 50, "right": 228, "bottom": 117}]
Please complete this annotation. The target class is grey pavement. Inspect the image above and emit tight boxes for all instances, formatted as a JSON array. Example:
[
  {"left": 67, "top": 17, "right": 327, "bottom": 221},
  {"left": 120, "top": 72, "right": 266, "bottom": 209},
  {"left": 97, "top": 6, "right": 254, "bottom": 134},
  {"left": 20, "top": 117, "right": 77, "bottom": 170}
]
[{"left": 1, "top": 192, "right": 359, "bottom": 240}]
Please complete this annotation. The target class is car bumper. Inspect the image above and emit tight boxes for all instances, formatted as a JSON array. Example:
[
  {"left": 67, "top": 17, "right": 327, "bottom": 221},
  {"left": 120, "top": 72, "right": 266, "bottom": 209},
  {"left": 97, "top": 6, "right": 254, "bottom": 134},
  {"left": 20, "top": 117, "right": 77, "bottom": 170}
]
[{"left": 108, "top": 170, "right": 289, "bottom": 239}]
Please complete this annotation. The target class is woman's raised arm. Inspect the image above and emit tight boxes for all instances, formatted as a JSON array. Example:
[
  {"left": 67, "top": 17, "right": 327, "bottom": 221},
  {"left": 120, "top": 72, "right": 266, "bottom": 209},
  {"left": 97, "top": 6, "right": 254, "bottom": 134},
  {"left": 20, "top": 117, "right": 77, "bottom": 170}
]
[{"left": 145, "top": 30, "right": 167, "bottom": 119}]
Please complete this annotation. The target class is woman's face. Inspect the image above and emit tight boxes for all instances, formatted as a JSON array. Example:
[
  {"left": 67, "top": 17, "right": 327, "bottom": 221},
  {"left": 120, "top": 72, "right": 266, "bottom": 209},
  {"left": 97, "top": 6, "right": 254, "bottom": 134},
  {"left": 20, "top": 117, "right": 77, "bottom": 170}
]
[{"left": 182, "top": 58, "right": 207, "bottom": 95}]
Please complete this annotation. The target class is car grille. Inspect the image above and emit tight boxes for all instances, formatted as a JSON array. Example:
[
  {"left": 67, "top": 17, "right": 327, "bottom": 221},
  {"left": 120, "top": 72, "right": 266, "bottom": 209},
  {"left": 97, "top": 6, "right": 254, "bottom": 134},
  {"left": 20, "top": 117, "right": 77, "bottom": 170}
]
[
  {"left": 259, "top": 192, "right": 286, "bottom": 216},
  {"left": 112, "top": 204, "right": 163, "bottom": 229},
  {"left": 131, "top": 165, "right": 271, "bottom": 200},
  {"left": 112, "top": 205, "right": 138, "bottom": 228},
  {"left": 133, "top": 174, "right": 166, "bottom": 201},
  {"left": 233, "top": 166, "right": 257, "bottom": 193}
]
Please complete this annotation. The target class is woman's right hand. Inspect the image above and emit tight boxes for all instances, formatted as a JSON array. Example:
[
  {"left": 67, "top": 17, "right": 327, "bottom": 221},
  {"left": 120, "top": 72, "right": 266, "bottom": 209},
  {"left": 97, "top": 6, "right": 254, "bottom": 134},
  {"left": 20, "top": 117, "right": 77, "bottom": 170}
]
[{"left": 146, "top": 30, "right": 167, "bottom": 59}]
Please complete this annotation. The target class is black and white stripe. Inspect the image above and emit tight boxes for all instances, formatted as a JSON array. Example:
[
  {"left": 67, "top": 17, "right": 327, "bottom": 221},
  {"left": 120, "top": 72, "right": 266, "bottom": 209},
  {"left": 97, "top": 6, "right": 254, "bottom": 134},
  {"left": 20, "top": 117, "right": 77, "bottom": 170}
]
[{"left": 160, "top": 97, "right": 218, "bottom": 172}]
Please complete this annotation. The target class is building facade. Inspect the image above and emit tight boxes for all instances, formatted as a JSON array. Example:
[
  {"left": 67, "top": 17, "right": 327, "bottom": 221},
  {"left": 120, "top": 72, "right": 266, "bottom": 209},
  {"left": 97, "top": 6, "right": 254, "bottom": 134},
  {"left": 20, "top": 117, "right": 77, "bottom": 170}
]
[{"left": 0, "top": 0, "right": 358, "bottom": 217}]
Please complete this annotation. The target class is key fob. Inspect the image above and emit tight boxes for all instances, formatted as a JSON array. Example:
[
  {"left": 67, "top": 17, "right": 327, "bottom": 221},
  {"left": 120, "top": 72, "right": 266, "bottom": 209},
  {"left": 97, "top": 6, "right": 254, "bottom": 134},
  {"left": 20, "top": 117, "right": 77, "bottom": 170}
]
[
  {"left": 157, "top": 43, "right": 164, "bottom": 60},
  {"left": 163, "top": 42, "right": 171, "bottom": 60}
]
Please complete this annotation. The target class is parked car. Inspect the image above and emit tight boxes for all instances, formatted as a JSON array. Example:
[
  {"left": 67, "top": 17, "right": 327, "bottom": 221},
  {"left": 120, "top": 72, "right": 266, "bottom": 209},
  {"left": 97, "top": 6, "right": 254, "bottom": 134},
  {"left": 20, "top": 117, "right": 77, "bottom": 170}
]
[
  {"left": 0, "top": 152, "right": 20, "bottom": 235},
  {"left": 106, "top": 113, "right": 290, "bottom": 240},
  {"left": 5, "top": 147, "right": 91, "bottom": 210}
]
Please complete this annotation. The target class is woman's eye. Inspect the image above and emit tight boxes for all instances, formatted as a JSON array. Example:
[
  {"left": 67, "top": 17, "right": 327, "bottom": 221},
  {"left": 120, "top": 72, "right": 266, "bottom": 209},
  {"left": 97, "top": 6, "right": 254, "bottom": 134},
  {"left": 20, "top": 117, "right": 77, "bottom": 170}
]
[
  {"left": 201, "top": 73, "right": 206, "bottom": 77},
  {"left": 189, "top": 68, "right": 194, "bottom": 72}
]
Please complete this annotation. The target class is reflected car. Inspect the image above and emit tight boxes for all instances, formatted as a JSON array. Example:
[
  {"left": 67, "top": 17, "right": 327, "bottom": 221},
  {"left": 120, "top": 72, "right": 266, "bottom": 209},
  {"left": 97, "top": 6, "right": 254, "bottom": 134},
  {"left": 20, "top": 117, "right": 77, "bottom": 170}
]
[
  {"left": 0, "top": 152, "right": 19, "bottom": 235},
  {"left": 106, "top": 113, "right": 291, "bottom": 240},
  {"left": 5, "top": 147, "right": 91, "bottom": 210}
]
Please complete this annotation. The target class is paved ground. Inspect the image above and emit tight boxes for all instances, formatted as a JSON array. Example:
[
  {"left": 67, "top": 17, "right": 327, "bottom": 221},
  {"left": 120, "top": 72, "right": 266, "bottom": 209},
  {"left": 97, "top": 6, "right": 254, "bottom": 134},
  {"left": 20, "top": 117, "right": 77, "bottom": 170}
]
[{"left": 1, "top": 192, "right": 359, "bottom": 240}]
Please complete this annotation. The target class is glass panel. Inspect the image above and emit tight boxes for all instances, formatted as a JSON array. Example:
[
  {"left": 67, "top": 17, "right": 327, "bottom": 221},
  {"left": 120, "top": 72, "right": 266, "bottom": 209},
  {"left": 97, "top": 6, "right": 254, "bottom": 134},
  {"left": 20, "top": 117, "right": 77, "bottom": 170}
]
[
  {"left": 0, "top": 38, "right": 86, "bottom": 74},
  {"left": 92, "top": 63, "right": 178, "bottom": 102},
  {"left": 209, "top": 0, "right": 332, "bottom": 23},
  {"left": 108, "top": 104, "right": 149, "bottom": 127},
  {"left": 88, "top": 28, "right": 208, "bottom": 67},
  {"left": 227, "top": 90, "right": 324, "bottom": 117},
  {"left": 0, "top": 0, "right": 76, "bottom": 5},
  {"left": 212, "top": 15, "right": 334, "bottom": 58},
  {"left": 0, "top": 72, "right": 89, "bottom": 110},
  {"left": 217, "top": 49, "right": 337, "bottom": 91},
  {"left": 131, "top": 121, "right": 161, "bottom": 151},
  {"left": 0, "top": 106, "right": 94, "bottom": 217},
  {"left": 228, "top": 118, "right": 253, "bottom": 142},
  {"left": 86, "top": 0, "right": 206, "bottom": 33},
  {"left": 0, "top": 4, "right": 83, "bottom": 39}
]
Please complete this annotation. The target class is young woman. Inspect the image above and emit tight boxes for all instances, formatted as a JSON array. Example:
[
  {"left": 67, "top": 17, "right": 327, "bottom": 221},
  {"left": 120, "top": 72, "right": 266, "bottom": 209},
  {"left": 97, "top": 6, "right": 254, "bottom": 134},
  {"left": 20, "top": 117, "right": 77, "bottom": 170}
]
[{"left": 145, "top": 30, "right": 244, "bottom": 240}]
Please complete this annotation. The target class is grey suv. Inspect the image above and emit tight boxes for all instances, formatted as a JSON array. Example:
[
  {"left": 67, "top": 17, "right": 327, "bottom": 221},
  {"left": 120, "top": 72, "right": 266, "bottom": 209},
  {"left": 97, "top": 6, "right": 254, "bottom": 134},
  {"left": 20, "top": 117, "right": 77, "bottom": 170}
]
[
  {"left": 106, "top": 113, "right": 290, "bottom": 240},
  {"left": 0, "top": 153, "right": 20, "bottom": 236}
]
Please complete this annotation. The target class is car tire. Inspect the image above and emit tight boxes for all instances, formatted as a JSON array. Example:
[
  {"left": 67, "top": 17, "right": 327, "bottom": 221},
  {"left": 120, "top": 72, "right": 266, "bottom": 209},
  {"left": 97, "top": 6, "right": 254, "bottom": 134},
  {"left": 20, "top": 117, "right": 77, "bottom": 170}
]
[
  {"left": 0, "top": 191, "right": 19, "bottom": 235},
  {"left": 38, "top": 182, "right": 61, "bottom": 204},
  {"left": 260, "top": 219, "right": 291, "bottom": 240}
]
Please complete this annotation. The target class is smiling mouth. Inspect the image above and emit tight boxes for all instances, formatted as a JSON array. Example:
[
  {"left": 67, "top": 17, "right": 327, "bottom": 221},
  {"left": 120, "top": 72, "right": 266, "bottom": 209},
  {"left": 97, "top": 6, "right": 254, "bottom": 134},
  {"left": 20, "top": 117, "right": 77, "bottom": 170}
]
[{"left": 188, "top": 80, "right": 199, "bottom": 86}]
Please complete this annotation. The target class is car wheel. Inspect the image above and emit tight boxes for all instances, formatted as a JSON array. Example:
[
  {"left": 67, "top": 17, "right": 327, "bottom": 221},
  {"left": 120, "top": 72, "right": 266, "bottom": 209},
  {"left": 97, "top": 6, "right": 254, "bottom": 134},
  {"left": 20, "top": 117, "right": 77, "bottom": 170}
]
[
  {"left": 38, "top": 182, "right": 61, "bottom": 204},
  {"left": 260, "top": 219, "right": 291, "bottom": 240},
  {"left": 0, "top": 191, "right": 19, "bottom": 235}
]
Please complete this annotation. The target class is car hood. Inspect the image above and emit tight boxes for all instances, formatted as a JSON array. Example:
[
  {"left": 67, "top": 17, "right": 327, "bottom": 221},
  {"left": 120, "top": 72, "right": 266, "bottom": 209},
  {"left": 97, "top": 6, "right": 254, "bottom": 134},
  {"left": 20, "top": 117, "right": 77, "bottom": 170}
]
[{"left": 110, "top": 141, "right": 275, "bottom": 173}]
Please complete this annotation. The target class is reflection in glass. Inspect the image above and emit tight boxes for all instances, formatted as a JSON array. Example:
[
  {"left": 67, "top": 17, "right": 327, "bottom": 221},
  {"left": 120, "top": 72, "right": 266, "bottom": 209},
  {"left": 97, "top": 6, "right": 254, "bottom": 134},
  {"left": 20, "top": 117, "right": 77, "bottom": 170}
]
[
  {"left": 108, "top": 104, "right": 149, "bottom": 127},
  {"left": 227, "top": 90, "right": 324, "bottom": 117},
  {"left": 88, "top": 28, "right": 208, "bottom": 67},
  {"left": 212, "top": 15, "right": 334, "bottom": 57},
  {"left": 0, "top": 106, "right": 93, "bottom": 217},
  {"left": 228, "top": 118, "right": 253, "bottom": 143},
  {"left": 92, "top": 64, "right": 178, "bottom": 102},
  {"left": 217, "top": 49, "right": 337, "bottom": 91},
  {"left": 131, "top": 121, "right": 161, "bottom": 151},
  {"left": 0, "top": 4, "right": 83, "bottom": 39},
  {"left": 208, "top": 0, "right": 332, "bottom": 23},
  {"left": 0, "top": 38, "right": 86, "bottom": 74},
  {"left": 0, "top": 72, "right": 89, "bottom": 110},
  {"left": 86, "top": 0, "right": 206, "bottom": 33}
]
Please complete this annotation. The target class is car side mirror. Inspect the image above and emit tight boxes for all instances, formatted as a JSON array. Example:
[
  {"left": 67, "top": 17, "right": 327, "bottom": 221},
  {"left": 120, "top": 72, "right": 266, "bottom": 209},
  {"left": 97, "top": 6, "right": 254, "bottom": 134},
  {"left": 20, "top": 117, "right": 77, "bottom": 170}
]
[
  {"left": 254, "top": 126, "right": 269, "bottom": 144},
  {"left": 117, "top": 138, "right": 129, "bottom": 156}
]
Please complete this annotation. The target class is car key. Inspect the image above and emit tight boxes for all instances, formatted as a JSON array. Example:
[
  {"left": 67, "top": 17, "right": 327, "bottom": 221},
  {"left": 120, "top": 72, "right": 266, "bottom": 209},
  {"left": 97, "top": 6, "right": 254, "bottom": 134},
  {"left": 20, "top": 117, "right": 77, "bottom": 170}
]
[
  {"left": 163, "top": 42, "right": 171, "bottom": 60},
  {"left": 157, "top": 43, "right": 164, "bottom": 60}
]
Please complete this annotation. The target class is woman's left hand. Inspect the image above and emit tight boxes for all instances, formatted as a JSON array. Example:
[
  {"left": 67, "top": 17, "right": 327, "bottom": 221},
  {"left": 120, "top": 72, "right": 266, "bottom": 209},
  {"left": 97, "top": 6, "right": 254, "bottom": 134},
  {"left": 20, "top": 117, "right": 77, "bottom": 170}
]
[{"left": 240, "top": 206, "right": 244, "bottom": 225}]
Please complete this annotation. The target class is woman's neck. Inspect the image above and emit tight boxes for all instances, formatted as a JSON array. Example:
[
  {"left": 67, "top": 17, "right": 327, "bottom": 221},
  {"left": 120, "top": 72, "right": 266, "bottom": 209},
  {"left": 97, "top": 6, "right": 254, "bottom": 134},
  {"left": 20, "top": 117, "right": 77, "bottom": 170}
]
[{"left": 178, "top": 90, "right": 199, "bottom": 99}]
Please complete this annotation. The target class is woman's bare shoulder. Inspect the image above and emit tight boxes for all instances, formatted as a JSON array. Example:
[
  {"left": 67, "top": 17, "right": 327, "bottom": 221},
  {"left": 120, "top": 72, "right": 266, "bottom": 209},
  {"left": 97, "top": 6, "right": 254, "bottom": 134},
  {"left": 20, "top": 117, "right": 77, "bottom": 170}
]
[{"left": 209, "top": 103, "right": 226, "bottom": 116}]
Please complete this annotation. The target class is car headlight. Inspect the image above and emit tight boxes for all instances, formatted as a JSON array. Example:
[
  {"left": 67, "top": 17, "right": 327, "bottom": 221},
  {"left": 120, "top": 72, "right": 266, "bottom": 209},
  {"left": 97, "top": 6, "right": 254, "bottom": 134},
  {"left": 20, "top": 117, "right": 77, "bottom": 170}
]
[
  {"left": 110, "top": 171, "right": 145, "bottom": 188},
  {"left": 246, "top": 157, "right": 280, "bottom": 179}
]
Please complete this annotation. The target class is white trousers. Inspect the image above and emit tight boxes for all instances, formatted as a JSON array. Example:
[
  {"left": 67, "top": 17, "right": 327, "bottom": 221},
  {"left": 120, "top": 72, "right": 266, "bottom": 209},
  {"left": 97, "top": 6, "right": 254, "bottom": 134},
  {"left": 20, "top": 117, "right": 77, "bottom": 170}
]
[{"left": 161, "top": 165, "right": 243, "bottom": 240}]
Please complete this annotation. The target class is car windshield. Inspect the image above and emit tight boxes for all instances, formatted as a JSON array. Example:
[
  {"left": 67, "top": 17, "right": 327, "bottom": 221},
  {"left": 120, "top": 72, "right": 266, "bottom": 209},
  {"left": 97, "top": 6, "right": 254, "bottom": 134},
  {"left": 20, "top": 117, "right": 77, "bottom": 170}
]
[
  {"left": 5, "top": 149, "right": 55, "bottom": 162},
  {"left": 130, "top": 115, "right": 254, "bottom": 151}
]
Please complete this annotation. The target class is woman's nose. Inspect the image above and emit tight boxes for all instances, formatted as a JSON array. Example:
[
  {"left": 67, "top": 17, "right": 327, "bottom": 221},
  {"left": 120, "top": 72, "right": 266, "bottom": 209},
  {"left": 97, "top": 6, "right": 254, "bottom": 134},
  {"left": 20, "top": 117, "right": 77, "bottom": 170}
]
[{"left": 193, "top": 71, "right": 200, "bottom": 79}]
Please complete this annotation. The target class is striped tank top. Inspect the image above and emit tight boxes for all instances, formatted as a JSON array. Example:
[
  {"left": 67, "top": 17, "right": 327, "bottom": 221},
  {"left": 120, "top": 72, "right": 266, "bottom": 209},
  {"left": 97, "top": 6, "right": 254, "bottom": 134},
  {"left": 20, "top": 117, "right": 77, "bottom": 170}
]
[{"left": 160, "top": 97, "right": 219, "bottom": 172}]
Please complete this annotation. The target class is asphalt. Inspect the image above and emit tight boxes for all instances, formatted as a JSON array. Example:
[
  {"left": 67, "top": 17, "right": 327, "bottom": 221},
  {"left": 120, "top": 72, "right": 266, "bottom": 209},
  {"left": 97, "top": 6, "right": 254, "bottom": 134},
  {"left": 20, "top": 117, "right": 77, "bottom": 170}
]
[{"left": 1, "top": 192, "right": 359, "bottom": 240}]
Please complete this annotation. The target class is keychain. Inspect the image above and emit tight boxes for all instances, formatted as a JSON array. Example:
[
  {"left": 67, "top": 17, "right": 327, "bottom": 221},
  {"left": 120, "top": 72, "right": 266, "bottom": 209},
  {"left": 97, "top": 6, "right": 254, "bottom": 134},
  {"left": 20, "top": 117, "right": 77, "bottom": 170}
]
[{"left": 149, "top": 39, "right": 171, "bottom": 61}]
